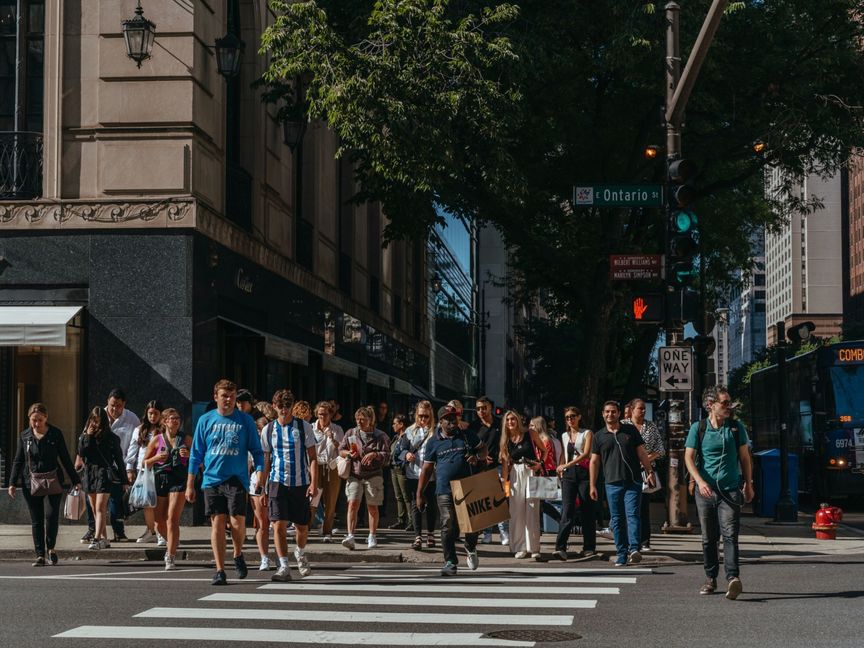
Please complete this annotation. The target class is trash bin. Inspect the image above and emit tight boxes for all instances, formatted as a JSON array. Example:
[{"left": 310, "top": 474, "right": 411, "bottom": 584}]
[{"left": 753, "top": 448, "right": 798, "bottom": 518}]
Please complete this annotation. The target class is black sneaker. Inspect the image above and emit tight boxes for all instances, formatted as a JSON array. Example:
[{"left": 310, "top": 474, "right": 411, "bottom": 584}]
[
  {"left": 233, "top": 554, "right": 248, "bottom": 579},
  {"left": 32, "top": 556, "right": 46, "bottom": 567},
  {"left": 48, "top": 551, "right": 58, "bottom": 566},
  {"left": 113, "top": 533, "right": 129, "bottom": 543},
  {"left": 80, "top": 530, "right": 94, "bottom": 544},
  {"left": 211, "top": 570, "right": 228, "bottom": 586}
]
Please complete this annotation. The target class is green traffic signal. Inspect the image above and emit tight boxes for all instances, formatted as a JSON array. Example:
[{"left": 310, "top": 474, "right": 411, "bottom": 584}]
[{"left": 672, "top": 210, "right": 697, "bottom": 233}]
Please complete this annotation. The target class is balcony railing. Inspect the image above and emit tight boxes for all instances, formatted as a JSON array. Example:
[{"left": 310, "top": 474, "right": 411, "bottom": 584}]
[{"left": 0, "top": 131, "right": 43, "bottom": 200}]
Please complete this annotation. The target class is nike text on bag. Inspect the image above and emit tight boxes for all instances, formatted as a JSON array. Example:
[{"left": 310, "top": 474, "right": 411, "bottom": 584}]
[
  {"left": 451, "top": 469, "right": 510, "bottom": 533},
  {"left": 64, "top": 488, "right": 86, "bottom": 520},
  {"left": 527, "top": 475, "right": 561, "bottom": 500}
]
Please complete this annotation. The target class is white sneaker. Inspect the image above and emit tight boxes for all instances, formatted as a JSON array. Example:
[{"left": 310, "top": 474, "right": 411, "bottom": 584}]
[
  {"left": 259, "top": 556, "right": 273, "bottom": 571},
  {"left": 156, "top": 533, "right": 167, "bottom": 547},
  {"left": 98, "top": 538, "right": 111, "bottom": 549},
  {"left": 466, "top": 550, "right": 479, "bottom": 571},
  {"left": 367, "top": 534, "right": 378, "bottom": 549},
  {"left": 88, "top": 540, "right": 100, "bottom": 551},
  {"left": 531, "top": 552, "right": 543, "bottom": 561},
  {"left": 164, "top": 555, "right": 177, "bottom": 571},
  {"left": 514, "top": 550, "right": 528, "bottom": 559},
  {"left": 341, "top": 535, "right": 356, "bottom": 550},
  {"left": 271, "top": 564, "right": 292, "bottom": 582},
  {"left": 322, "top": 535, "right": 332, "bottom": 543},
  {"left": 136, "top": 529, "right": 157, "bottom": 544},
  {"left": 500, "top": 532, "right": 510, "bottom": 547},
  {"left": 294, "top": 547, "right": 312, "bottom": 577},
  {"left": 481, "top": 530, "right": 493, "bottom": 544},
  {"left": 287, "top": 524, "right": 296, "bottom": 536}
]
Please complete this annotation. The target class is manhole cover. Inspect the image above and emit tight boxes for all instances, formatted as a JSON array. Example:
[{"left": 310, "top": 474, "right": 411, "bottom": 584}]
[{"left": 482, "top": 630, "right": 582, "bottom": 642}]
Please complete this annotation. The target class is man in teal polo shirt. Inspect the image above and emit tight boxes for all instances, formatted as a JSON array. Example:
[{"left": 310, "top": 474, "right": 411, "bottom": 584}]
[{"left": 684, "top": 385, "right": 754, "bottom": 600}]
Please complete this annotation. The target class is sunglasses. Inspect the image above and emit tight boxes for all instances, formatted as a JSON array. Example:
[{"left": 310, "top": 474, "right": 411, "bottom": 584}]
[
  {"left": 418, "top": 414, "right": 430, "bottom": 419},
  {"left": 564, "top": 414, "right": 579, "bottom": 420},
  {"left": 717, "top": 399, "right": 732, "bottom": 406}
]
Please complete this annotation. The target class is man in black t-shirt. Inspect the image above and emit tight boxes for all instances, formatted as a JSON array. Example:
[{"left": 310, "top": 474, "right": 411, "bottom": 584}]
[
  {"left": 467, "top": 396, "right": 509, "bottom": 546},
  {"left": 589, "top": 400, "right": 655, "bottom": 567}
]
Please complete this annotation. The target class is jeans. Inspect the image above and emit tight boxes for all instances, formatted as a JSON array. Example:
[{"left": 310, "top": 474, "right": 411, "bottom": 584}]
[
  {"left": 406, "top": 478, "right": 437, "bottom": 534},
  {"left": 695, "top": 487, "right": 742, "bottom": 581},
  {"left": 390, "top": 467, "right": 410, "bottom": 524},
  {"left": 555, "top": 476, "right": 596, "bottom": 552},
  {"left": 108, "top": 482, "right": 126, "bottom": 536},
  {"left": 437, "top": 494, "right": 477, "bottom": 565},
  {"left": 22, "top": 490, "right": 63, "bottom": 557},
  {"left": 640, "top": 489, "right": 652, "bottom": 548},
  {"left": 605, "top": 480, "right": 641, "bottom": 562}
]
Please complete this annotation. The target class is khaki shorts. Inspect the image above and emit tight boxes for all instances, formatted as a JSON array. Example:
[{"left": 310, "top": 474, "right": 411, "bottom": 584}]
[{"left": 346, "top": 475, "right": 384, "bottom": 505}]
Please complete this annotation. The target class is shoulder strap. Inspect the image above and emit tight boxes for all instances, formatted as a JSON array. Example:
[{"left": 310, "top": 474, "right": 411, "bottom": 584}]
[{"left": 696, "top": 419, "right": 707, "bottom": 464}]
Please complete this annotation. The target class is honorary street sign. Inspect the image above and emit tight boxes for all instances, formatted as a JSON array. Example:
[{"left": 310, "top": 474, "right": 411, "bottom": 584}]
[
  {"left": 574, "top": 184, "right": 663, "bottom": 208},
  {"left": 610, "top": 254, "right": 664, "bottom": 280},
  {"left": 658, "top": 346, "right": 693, "bottom": 391}
]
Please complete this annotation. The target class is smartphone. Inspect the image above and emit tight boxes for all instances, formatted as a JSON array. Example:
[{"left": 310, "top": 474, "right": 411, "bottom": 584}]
[{"left": 253, "top": 485, "right": 263, "bottom": 496}]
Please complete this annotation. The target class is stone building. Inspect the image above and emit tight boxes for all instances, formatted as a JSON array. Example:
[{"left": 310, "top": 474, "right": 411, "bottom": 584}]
[{"left": 0, "top": 1, "right": 431, "bottom": 483}]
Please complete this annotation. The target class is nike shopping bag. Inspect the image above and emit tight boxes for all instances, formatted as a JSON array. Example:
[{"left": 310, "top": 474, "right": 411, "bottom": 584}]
[{"left": 450, "top": 469, "right": 510, "bottom": 533}]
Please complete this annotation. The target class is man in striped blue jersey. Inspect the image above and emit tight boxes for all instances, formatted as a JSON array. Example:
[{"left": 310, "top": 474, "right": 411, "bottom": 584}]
[{"left": 261, "top": 389, "right": 319, "bottom": 582}]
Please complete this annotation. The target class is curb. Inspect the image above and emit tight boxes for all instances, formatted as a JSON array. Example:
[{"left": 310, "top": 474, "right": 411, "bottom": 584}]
[{"left": 0, "top": 549, "right": 407, "bottom": 563}]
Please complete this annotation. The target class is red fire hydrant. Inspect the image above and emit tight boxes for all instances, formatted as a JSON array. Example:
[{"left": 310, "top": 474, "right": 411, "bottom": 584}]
[{"left": 812, "top": 503, "right": 843, "bottom": 540}]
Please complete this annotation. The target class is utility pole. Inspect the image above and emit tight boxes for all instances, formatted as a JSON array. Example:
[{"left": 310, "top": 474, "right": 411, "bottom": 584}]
[
  {"left": 661, "top": 0, "right": 729, "bottom": 534},
  {"left": 773, "top": 321, "right": 797, "bottom": 522}
]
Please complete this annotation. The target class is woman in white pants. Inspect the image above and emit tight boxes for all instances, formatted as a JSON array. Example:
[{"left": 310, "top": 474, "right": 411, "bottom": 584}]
[{"left": 499, "top": 411, "right": 546, "bottom": 560}]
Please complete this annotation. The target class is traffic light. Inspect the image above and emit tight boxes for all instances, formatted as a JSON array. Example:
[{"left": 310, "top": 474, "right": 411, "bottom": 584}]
[
  {"left": 629, "top": 293, "right": 664, "bottom": 324},
  {"left": 666, "top": 159, "right": 699, "bottom": 289}
]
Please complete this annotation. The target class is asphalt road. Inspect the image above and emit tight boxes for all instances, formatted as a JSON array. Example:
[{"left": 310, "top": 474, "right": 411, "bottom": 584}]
[{"left": 1, "top": 558, "right": 862, "bottom": 648}]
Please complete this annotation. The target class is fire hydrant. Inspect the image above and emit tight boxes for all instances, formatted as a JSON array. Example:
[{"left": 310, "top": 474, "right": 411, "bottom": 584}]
[{"left": 812, "top": 503, "right": 843, "bottom": 540}]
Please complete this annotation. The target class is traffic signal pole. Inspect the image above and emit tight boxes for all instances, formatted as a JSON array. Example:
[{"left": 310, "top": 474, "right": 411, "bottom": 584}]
[{"left": 661, "top": 0, "right": 728, "bottom": 534}]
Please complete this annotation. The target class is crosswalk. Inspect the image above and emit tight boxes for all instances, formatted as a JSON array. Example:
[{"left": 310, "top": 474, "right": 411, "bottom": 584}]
[{"left": 53, "top": 564, "right": 653, "bottom": 646}]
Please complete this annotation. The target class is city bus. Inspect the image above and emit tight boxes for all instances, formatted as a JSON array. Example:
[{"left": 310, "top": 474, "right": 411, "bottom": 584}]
[{"left": 750, "top": 341, "right": 864, "bottom": 501}]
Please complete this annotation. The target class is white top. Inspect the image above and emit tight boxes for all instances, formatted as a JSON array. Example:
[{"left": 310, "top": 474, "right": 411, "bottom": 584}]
[
  {"left": 312, "top": 419, "right": 345, "bottom": 466},
  {"left": 109, "top": 408, "right": 141, "bottom": 458},
  {"left": 562, "top": 428, "right": 591, "bottom": 464},
  {"left": 125, "top": 425, "right": 154, "bottom": 471}
]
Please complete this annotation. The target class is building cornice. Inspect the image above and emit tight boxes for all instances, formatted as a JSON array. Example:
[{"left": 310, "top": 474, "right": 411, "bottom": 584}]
[{"left": 0, "top": 199, "right": 195, "bottom": 229}]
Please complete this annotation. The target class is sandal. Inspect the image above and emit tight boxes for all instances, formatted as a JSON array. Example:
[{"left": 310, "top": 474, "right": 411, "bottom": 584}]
[
  {"left": 426, "top": 533, "right": 436, "bottom": 548},
  {"left": 412, "top": 536, "right": 423, "bottom": 550}
]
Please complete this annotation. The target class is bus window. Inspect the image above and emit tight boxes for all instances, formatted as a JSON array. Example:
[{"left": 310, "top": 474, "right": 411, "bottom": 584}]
[{"left": 829, "top": 365, "right": 864, "bottom": 422}]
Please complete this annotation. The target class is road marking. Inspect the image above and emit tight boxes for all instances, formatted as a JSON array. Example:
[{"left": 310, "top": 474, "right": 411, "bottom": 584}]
[
  {"left": 304, "top": 574, "right": 637, "bottom": 584},
  {"left": 202, "top": 593, "right": 598, "bottom": 608},
  {"left": 0, "top": 569, "right": 208, "bottom": 581},
  {"left": 347, "top": 566, "right": 653, "bottom": 574},
  {"left": 261, "top": 582, "right": 623, "bottom": 595},
  {"left": 53, "top": 626, "right": 534, "bottom": 646},
  {"left": 135, "top": 607, "right": 574, "bottom": 626}
]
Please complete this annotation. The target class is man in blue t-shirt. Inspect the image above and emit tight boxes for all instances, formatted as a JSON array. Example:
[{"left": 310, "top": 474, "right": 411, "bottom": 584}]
[
  {"left": 417, "top": 405, "right": 487, "bottom": 576},
  {"left": 187, "top": 379, "right": 264, "bottom": 586},
  {"left": 684, "top": 385, "right": 753, "bottom": 600}
]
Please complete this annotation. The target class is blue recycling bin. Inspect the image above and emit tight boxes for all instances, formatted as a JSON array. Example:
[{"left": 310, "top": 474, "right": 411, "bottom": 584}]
[{"left": 753, "top": 449, "right": 798, "bottom": 518}]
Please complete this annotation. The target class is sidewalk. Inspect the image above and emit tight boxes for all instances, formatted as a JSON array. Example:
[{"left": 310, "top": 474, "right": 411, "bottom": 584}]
[{"left": 1, "top": 504, "right": 862, "bottom": 565}]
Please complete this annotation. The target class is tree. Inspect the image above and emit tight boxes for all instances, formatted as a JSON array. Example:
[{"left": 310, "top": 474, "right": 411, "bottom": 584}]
[{"left": 262, "top": 0, "right": 864, "bottom": 415}]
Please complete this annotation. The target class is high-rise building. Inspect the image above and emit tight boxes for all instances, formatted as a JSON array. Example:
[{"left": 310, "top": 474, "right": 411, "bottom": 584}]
[
  {"left": 764, "top": 168, "right": 843, "bottom": 345},
  {"left": 845, "top": 162, "right": 864, "bottom": 327},
  {"left": 0, "top": 2, "right": 430, "bottom": 483},
  {"left": 727, "top": 233, "right": 767, "bottom": 371}
]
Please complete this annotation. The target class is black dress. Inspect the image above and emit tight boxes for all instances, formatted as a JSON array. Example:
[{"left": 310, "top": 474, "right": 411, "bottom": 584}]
[{"left": 77, "top": 431, "right": 128, "bottom": 494}]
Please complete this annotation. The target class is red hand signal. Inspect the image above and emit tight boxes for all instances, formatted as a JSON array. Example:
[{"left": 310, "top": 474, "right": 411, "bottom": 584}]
[{"left": 633, "top": 297, "right": 649, "bottom": 320}]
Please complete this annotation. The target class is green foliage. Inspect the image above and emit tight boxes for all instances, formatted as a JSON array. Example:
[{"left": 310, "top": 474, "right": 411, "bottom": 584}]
[{"left": 260, "top": 0, "right": 864, "bottom": 410}]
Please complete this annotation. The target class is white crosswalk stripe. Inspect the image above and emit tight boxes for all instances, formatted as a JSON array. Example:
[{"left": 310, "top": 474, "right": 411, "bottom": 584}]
[{"left": 53, "top": 565, "right": 652, "bottom": 646}]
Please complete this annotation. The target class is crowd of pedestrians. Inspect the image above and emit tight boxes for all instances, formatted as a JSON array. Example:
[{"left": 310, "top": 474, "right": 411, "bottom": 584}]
[{"left": 5, "top": 381, "right": 754, "bottom": 597}]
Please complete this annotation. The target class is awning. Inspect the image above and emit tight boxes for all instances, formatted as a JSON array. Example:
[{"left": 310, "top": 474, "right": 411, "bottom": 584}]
[
  {"left": 0, "top": 306, "right": 82, "bottom": 346},
  {"left": 366, "top": 368, "right": 391, "bottom": 388}
]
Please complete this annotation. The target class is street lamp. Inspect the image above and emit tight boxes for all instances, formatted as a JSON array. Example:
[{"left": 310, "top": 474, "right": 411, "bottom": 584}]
[
  {"left": 431, "top": 274, "right": 442, "bottom": 294},
  {"left": 282, "top": 118, "right": 307, "bottom": 151},
  {"left": 122, "top": 2, "right": 156, "bottom": 68},
  {"left": 214, "top": 32, "right": 244, "bottom": 78}
]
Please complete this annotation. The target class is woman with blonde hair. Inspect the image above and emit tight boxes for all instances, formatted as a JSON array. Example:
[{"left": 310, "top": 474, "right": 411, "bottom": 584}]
[
  {"left": 500, "top": 410, "right": 546, "bottom": 560},
  {"left": 553, "top": 406, "right": 596, "bottom": 560},
  {"left": 397, "top": 401, "right": 437, "bottom": 550},
  {"left": 338, "top": 406, "right": 390, "bottom": 550}
]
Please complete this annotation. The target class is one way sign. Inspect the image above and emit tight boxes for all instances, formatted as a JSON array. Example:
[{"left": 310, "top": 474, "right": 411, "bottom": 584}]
[{"left": 658, "top": 346, "right": 693, "bottom": 392}]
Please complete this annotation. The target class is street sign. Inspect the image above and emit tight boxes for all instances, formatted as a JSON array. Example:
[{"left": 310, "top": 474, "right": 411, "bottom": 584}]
[
  {"left": 610, "top": 254, "right": 664, "bottom": 280},
  {"left": 658, "top": 346, "right": 693, "bottom": 391},
  {"left": 574, "top": 184, "right": 663, "bottom": 207}
]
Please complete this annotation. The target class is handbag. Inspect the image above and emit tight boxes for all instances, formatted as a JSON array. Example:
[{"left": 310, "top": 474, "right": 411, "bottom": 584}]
[
  {"left": 96, "top": 440, "right": 123, "bottom": 485},
  {"left": 26, "top": 439, "right": 63, "bottom": 497},
  {"left": 63, "top": 487, "right": 86, "bottom": 520},
  {"left": 528, "top": 474, "right": 561, "bottom": 500},
  {"left": 129, "top": 466, "right": 157, "bottom": 509},
  {"left": 642, "top": 469, "right": 661, "bottom": 494},
  {"left": 336, "top": 455, "right": 352, "bottom": 479}
]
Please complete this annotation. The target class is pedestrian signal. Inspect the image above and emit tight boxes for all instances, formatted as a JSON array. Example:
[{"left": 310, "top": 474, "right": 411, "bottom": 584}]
[{"left": 630, "top": 293, "right": 664, "bottom": 324}]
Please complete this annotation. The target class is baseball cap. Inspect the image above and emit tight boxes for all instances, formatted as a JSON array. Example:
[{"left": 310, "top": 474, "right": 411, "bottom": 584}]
[
  {"left": 236, "top": 389, "right": 254, "bottom": 403},
  {"left": 438, "top": 405, "right": 458, "bottom": 420}
]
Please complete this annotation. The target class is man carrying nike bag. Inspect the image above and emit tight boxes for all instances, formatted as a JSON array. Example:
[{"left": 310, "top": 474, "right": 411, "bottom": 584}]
[{"left": 416, "top": 405, "right": 488, "bottom": 577}]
